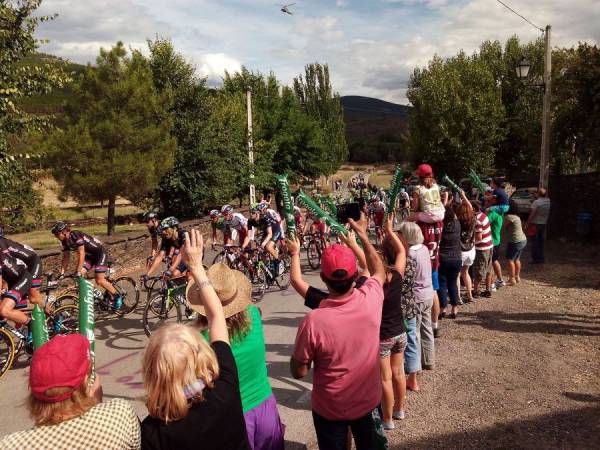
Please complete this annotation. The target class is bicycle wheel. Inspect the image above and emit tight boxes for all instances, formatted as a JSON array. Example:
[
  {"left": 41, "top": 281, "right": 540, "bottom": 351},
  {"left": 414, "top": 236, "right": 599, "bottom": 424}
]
[
  {"left": 48, "top": 305, "right": 80, "bottom": 336},
  {"left": 143, "top": 293, "right": 181, "bottom": 337},
  {"left": 306, "top": 240, "right": 322, "bottom": 270},
  {"left": 245, "top": 265, "right": 267, "bottom": 302},
  {"left": 112, "top": 276, "right": 139, "bottom": 315},
  {"left": 0, "top": 328, "right": 16, "bottom": 380},
  {"left": 275, "top": 255, "right": 291, "bottom": 290},
  {"left": 49, "top": 293, "right": 78, "bottom": 312}
]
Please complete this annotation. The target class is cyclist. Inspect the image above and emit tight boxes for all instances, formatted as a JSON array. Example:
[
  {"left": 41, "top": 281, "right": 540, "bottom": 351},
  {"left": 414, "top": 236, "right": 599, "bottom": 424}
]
[
  {"left": 143, "top": 212, "right": 161, "bottom": 268},
  {"left": 209, "top": 209, "right": 225, "bottom": 250},
  {"left": 51, "top": 222, "right": 123, "bottom": 310},
  {"left": 398, "top": 187, "right": 411, "bottom": 219},
  {"left": 144, "top": 217, "right": 190, "bottom": 280},
  {"left": 0, "top": 251, "right": 34, "bottom": 341},
  {"left": 252, "top": 204, "right": 283, "bottom": 270},
  {"left": 293, "top": 205, "right": 304, "bottom": 233},
  {"left": 0, "top": 231, "right": 44, "bottom": 311},
  {"left": 368, "top": 196, "right": 386, "bottom": 231},
  {"left": 221, "top": 205, "right": 250, "bottom": 248}
]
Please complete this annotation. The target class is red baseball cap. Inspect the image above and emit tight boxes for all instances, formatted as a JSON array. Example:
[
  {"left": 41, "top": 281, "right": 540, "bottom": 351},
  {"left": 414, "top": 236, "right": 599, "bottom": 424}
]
[
  {"left": 416, "top": 164, "right": 433, "bottom": 178},
  {"left": 30, "top": 334, "right": 91, "bottom": 403},
  {"left": 320, "top": 244, "right": 357, "bottom": 280}
]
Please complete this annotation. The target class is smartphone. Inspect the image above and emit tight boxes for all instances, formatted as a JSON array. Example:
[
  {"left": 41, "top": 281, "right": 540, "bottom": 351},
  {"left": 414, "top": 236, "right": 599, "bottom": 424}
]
[{"left": 337, "top": 202, "right": 362, "bottom": 224}]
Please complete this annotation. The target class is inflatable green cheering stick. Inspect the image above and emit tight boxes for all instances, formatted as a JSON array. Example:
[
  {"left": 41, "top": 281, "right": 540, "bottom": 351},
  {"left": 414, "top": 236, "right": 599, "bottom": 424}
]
[
  {"left": 469, "top": 169, "right": 486, "bottom": 194},
  {"left": 296, "top": 189, "right": 348, "bottom": 236},
  {"left": 442, "top": 175, "right": 462, "bottom": 193},
  {"left": 275, "top": 174, "right": 297, "bottom": 238},
  {"left": 322, "top": 196, "right": 338, "bottom": 216},
  {"left": 78, "top": 277, "right": 96, "bottom": 384},
  {"left": 386, "top": 165, "right": 404, "bottom": 215},
  {"left": 31, "top": 304, "right": 49, "bottom": 350}
]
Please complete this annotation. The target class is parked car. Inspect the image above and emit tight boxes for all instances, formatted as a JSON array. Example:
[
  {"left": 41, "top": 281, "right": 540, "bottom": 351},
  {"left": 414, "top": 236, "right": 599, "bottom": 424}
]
[{"left": 510, "top": 188, "right": 536, "bottom": 216}]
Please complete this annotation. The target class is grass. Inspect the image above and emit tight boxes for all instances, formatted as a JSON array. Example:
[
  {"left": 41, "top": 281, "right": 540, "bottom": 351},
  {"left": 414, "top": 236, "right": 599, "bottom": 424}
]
[
  {"left": 368, "top": 170, "right": 394, "bottom": 187},
  {"left": 56, "top": 205, "right": 142, "bottom": 221},
  {"left": 11, "top": 224, "right": 147, "bottom": 251}
]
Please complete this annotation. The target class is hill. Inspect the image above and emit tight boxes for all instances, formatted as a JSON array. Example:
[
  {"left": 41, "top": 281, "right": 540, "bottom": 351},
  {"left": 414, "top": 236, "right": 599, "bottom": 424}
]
[{"left": 341, "top": 95, "right": 410, "bottom": 164}]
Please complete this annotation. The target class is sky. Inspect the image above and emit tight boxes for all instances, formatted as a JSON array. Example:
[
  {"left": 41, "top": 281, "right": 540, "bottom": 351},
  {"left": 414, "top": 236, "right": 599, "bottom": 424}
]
[{"left": 36, "top": 0, "right": 600, "bottom": 105}]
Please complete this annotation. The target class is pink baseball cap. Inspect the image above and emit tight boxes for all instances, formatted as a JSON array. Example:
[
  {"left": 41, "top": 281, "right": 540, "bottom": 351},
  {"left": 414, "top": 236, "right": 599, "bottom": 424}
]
[
  {"left": 30, "top": 334, "right": 91, "bottom": 403},
  {"left": 416, "top": 164, "right": 433, "bottom": 178},
  {"left": 320, "top": 244, "right": 357, "bottom": 280}
]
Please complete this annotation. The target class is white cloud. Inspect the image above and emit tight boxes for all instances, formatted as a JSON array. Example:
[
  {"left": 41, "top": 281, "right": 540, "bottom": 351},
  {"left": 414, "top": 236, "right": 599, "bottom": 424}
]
[{"left": 196, "top": 53, "right": 242, "bottom": 83}]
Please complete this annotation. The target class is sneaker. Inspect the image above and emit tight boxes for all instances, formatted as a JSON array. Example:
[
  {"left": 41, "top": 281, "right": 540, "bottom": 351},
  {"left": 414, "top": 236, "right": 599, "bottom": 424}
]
[
  {"left": 113, "top": 294, "right": 124, "bottom": 311},
  {"left": 495, "top": 279, "right": 506, "bottom": 288},
  {"left": 457, "top": 298, "right": 464, "bottom": 305},
  {"left": 481, "top": 290, "right": 492, "bottom": 298},
  {"left": 491, "top": 284, "right": 497, "bottom": 292},
  {"left": 26, "top": 326, "right": 33, "bottom": 344},
  {"left": 472, "top": 291, "right": 480, "bottom": 299},
  {"left": 382, "top": 421, "right": 395, "bottom": 430},
  {"left": 53, "top": 316, "right": 63, "bottom": 334},
  {"left": 393, "top": 410, "right": 405, "bottom": 420}
]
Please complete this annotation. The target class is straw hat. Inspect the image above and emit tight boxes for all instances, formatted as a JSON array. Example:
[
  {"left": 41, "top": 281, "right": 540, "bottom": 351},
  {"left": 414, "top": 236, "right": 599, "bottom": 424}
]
[{"left": 186, "top": 263, "right": 251, "bottom": 318}]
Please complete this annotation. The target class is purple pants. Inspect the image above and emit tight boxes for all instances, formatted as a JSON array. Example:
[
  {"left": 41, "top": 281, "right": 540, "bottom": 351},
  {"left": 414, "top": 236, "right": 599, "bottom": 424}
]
[{"left": 244, "top": 393, "right": 285, "bottom": 450}]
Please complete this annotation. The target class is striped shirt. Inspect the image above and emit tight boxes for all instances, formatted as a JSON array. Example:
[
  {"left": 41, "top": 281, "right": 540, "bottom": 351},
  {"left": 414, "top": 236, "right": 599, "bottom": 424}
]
[{"left": 475, "top": 212, "right": 493, "bottom": 251}]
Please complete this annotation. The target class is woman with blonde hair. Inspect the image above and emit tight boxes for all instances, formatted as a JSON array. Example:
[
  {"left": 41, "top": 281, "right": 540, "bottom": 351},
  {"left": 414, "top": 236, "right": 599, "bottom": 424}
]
[
  {"left": 0, "top": 334, "right": 140, "bottom": 449},
  {"left": 141, "top": 229, "right": 250, "bottom": 450}
]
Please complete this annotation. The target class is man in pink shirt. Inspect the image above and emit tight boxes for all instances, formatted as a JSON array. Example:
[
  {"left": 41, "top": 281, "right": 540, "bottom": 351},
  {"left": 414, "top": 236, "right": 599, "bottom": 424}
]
[{"left": 291, "top": 218, "right": 386, "bottom": 450}]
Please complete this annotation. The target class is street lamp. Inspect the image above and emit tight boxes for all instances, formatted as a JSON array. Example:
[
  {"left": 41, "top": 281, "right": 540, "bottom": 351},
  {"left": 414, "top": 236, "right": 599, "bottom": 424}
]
[
  {"left": 515, "top": 25, "right": 552, "bottom": 190},
  {"left": 515, "top": 57, "right": 531, "bottom": 79}
]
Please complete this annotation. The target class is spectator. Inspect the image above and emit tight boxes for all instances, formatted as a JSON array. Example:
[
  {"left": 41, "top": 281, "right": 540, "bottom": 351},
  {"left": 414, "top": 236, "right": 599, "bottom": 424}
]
[
  {"left": 396, "top": 221, "right": 435, "bottom": 392},
  {"left": 526, "top": 188, "right": 551, "bottom": 264},
  {"left": 503, "top": 201, "right": 527, "bottom": 285},
  {"left": 485, "top": 191, "right": 505, "bottom": 290},
  {"left": 455, "top": 191, "right": 476, "bottom": 303},
  {"left": 472, "top": 201, "right": 494, "bottom": 298},
  {"left": 379, "top": 216, "right": 410, "bottom": 429},
  {"left": 437, "top": 206, "right": 462, "bottom": 319},
  {"left": 196, "top": 264, "right": 285, "bottom": 450},
  {"left": 141, "top": 230, "right": 250, "bottom": 450},
  {"left": 0, "top": 334, "right": 140, "bottom": 450},
  {"left": 410, "top": 164, "right": 447, "bottom": 224},
  {"left": 290, "top": 217, "right": 388, "bottom": 450},
  {"left": 417, "top": 220, "right": 443, "bottom": 338},
  {"left": 489, "top": 178, "right": 509, "bottom": 214}
]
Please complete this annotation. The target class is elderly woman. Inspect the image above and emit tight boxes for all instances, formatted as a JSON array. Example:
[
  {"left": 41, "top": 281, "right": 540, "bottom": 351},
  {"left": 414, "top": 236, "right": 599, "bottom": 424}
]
[
  {"left": 395, "top": 221, "right": 435, "bottom": 391},
  {"left": 0, "top": 334, "right": 140, "bottom": 449},
  {"left": 141, "top": 230, "right": 250, "bottom": 450}
]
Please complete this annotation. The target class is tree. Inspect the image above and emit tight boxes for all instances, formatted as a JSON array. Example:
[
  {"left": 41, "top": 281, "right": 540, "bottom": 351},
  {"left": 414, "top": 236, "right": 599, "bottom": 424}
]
[
  {"left": 293, "top": 63, "right": 348, "bottom": 175},
  {"left": 0, "top": 0, "right": 70, "bottom": 230},
  {"left": 407, "top": 52, "right": 505, "bottom": 178},
  {"left": 46, "top": 42, "right": 176, "bottom": 234}
]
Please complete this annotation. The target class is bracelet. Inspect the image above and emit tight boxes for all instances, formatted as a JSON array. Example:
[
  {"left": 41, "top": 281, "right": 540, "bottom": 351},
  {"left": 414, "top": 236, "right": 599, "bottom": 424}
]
[{"left": 194, "top": 280, "right": 212, "bottom": 291}]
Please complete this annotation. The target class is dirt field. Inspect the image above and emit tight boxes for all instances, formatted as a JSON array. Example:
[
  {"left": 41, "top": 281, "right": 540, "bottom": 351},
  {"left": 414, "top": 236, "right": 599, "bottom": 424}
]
[{"left": 385, "top": 239, "right": 600, "bottom": 449}]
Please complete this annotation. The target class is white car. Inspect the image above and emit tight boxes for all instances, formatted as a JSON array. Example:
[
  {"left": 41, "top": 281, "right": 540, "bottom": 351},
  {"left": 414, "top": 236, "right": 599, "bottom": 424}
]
[{"left": 510, "top": 188, "right": 536, "bottom": 216}]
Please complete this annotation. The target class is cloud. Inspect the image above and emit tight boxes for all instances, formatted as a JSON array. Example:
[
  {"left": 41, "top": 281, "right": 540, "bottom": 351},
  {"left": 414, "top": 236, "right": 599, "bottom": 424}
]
[{"left": 35, "top": 0, "right": 600, "bottom": 104}]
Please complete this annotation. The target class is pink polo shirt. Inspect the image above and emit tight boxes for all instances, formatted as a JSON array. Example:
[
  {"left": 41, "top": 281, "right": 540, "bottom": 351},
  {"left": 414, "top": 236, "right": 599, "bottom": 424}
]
[{"left": 292, "top": 277, "right": 384, "bottom": 420}]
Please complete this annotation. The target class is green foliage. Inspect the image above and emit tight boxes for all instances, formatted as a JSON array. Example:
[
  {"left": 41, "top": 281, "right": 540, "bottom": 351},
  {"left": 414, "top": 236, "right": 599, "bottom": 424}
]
[
  {"left": 46, "top": 42, "right": 176, "bottom": 233},
  {"left": 0, "top": 0, "right": 69, "bottom": 230},
  {"left": 407, "top": 52, "right": 505, "bottom": 178}
]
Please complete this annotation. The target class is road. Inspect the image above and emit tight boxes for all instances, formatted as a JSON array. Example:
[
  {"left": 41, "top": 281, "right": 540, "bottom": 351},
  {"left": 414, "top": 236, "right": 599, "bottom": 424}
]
[{"left": 0, "top": 247, "right": 321, "bottom": 449}]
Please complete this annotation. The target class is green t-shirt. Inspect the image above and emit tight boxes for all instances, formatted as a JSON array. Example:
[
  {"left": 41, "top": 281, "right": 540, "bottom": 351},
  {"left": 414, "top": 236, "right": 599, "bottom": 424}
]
[
  {"left": 201, "top": 304, "right": 271, "bottom": 412},
  {"left": 487, "top": 209, "right": 504, "bottom": 246},
  {"left": 211, "top": 217, "right": 225, "bottom": 231}
]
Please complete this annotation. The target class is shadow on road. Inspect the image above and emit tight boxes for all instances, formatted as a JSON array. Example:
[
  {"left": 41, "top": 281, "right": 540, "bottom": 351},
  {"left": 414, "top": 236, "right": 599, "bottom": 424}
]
[{"left": 458, "top": 310, "right": 600, "bottom": 337}]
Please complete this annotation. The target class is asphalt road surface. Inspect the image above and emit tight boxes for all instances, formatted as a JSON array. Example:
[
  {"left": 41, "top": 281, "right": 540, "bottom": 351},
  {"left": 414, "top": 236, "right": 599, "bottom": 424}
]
[{"left": 0, "top": 247, "right": 323, "bottom": 449}]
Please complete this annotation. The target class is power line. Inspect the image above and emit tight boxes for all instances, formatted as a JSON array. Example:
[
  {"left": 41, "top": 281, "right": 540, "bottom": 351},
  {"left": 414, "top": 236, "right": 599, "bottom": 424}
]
[{"left": 495, "top": 0, "right": 544, "bottom": 32}]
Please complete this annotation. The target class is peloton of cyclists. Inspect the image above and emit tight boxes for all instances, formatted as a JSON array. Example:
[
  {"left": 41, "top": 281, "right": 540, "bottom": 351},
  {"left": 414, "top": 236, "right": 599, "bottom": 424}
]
[
  {"left": 143, "top": 217, "right": 190, "bottom": 281},
  {"left": 51, "top": 222, "right": 124, "bottom": 310}
]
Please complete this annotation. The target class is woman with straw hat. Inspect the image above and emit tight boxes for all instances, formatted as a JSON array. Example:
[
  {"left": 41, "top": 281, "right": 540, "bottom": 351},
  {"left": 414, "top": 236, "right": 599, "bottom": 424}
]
[{"left": 190, "top": 263, "right": 285, "bottom": 450}]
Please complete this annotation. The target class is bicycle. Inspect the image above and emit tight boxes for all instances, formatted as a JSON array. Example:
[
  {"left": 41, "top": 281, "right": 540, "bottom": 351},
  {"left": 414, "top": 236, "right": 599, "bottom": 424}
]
[
  {"left": 212, "top": 244, "right": 242, "bottom": 267},
  {"left": 306, "top": 231, "right": 328, "bottom": 270},
  {"left": 142, "top": 276, "right": 197, "bottom": 337}
]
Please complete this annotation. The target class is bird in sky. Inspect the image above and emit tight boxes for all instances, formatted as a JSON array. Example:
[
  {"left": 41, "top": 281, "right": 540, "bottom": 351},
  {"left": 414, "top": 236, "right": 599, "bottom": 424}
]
[{"left": 280, "top": 3, "right": 295, "bottom": 15}]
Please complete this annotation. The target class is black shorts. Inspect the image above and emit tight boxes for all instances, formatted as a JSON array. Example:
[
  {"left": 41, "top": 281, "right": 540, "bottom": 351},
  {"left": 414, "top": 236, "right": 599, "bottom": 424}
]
[
  {"left": 83, "top": 250, "right": 108, "bottom": 274},
  {"left": 3, "top": 273, "right": 33, "bottom": 309}
]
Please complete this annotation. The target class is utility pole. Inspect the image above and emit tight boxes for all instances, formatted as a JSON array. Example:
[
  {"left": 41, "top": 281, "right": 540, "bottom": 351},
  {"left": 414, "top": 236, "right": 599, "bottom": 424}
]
[
  {"left": 247, "top": 88, "right": 256, "bottom": 205},
  {"left": 539, "top": 25, "right": 552, "bottom": 189}
]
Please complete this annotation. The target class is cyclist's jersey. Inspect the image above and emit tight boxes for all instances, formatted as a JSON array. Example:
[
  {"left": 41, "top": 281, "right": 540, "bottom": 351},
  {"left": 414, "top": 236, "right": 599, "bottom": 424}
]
[
  {"left": 0, "top": 252, "right": 29, "bottom": 285},
  {"left": 250, "top": 217, "right": 280, "bottom": 239},
  {"left": 211, "top": 217, "right": 225, "bottom": 231},
  {"left": 368, "top": 201, "right": 386, "bottom": 214},
  {"left": 224, "top": 213, "right": 248, "bottom": 231},
  {"left": 160, "top": 229, "right": 189, "bottom": 256},
  {"left": 263, "top": 209, "right": 281, "bottom": 224},
  {"left": 0, "top": 237, "right": 38, "bottom": 266},
  {"left": 62, "top": 231, "right": 105, "bottom": 258}
]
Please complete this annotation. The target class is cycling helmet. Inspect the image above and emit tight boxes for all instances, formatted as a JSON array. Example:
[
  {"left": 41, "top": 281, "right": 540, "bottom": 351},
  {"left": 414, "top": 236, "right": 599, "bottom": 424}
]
[
  {"left": 370, "top": 196, "right": 378, "bottom": 202},
  {"left": 399, "top": 187, "right": 406, "bottom": 193},
  {"left": 143, "top": 211, "right": 158, "bottom": 222},
  {"left": 158, "top": 216, "right": 179, "bottom": 232},
  {"left": 209, "top": 209, "right": 220, "bottom": 218},
  {"left": 51, "top": 221, "right": 68, "bottom": 235},
  {"left": 221, "top": 204, "right": 234, "bottom": 214},
  {"left": 256, "top": 203, "right": 268, "bottom": 211}
]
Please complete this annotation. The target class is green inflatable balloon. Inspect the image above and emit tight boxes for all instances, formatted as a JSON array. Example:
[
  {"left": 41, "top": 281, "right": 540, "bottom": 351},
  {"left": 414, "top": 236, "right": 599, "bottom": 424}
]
[
  {"left": 31, "top": 304, "right": 49, "bottom": 350},
  {"left": 79, "top": 277, "right": 96, "bottom": 384}
]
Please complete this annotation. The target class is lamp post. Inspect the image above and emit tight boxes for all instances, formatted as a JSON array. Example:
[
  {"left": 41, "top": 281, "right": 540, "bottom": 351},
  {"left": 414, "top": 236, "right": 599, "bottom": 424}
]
[
  {"left": 516, "top": 25, "right": 552, "bottom": 190},
  {"left": 246, "top": 88, "right": 256, "bottom": 206}
]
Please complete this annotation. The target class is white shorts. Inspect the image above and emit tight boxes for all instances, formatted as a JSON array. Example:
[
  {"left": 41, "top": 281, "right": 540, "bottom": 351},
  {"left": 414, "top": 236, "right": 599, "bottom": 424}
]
[
  {"left": 416, "top": 209, "right": 445, "bottom": 223},
  {"left": 461, "top": 247, "right": 476, "bottom": 267}
]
